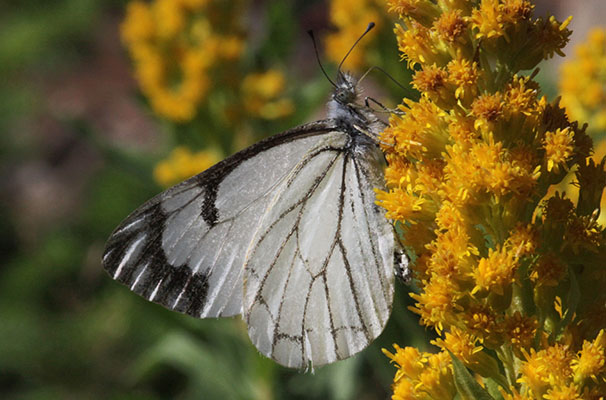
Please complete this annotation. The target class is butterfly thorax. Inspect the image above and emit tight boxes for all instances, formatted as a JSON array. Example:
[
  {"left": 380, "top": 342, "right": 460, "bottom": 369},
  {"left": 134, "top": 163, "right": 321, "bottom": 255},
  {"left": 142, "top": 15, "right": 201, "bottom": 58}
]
[{"left": 327, "top": 72, "right": 384, "bottom": 147}]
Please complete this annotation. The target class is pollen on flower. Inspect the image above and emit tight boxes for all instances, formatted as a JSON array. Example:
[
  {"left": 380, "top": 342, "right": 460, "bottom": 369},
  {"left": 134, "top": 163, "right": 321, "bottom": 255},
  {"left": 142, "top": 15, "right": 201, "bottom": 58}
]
[
  {"left": 415, "top": 159, "right": 446, "bottom": 195},
  {"left": 434, "top": 9, "right": 468, "bottom": 43},
  {"left": 432, "top": 327, "right": 483, "bottom": 367},
  {"left": 412, "top": 65, "right": 449, "bottom": 97},
  {"left": 501, "top": 0, "right": 534, "bottom": 24},
  {"left": 447, "top": 58, "right": 480, "bottom": 102},
  {"left": 410, "top": 276, "right": 460, "bottom": 329},
  {"left": 543, "top": 127, "right": 574, "bottom": 173},
  {"left": 388, "top": 98, "right": 450, "bottom": 159},
  {"left": 472, "top": 247, "right": 518, "bottom": 296},
  {"left": 395, "top": 22, "right": 447, "bottom": 68},
  {"left": 375, "top": 186, "right": 429, "bottom": 223},
  {"left": 383, "top": 344, "right": 424, "bottom": 379},
  {"left": 471, "top": 0, "right": 506, "bottom": 40},
  {"left": 504, "top": 75, "right": 539, "bottom": 117},
  {"left": 471, "top": 92, "right": 504, "bottom": 129},
  {"left": 383, "top": 153, "right": 412, "bottom": 188}
]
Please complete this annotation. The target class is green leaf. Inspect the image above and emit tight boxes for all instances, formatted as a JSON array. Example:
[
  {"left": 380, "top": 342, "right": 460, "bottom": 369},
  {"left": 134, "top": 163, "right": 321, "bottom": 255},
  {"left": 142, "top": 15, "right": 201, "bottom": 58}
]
[
  {"left": 484, "top": 378, "right": 506, "bottom": 400},
  {"left": 449, "top": 352, "right": 496, "bottom": 400}
]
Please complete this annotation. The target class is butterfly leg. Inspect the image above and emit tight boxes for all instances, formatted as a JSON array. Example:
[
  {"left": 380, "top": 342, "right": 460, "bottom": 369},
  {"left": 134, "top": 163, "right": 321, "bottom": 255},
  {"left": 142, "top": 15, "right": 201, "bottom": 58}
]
[{"left": 364, "top": 96, "right": 404, "bottom": 115}]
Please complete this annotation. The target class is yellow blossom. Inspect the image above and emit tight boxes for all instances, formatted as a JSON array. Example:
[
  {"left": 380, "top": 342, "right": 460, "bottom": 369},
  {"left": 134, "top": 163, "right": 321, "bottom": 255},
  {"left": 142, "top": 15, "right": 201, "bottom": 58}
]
[
  {"left": 471, "top": 0, "right": 507, "bottom": 40},
  {"left": 241, "top": 70, "right": 294, "bottom": 120},
  {"left": 543, "top": 127, "right": 574, "bottom": 173},
  {"left": 543, "top": 384, "right": 582, "bottom": 400},
  {"left": 153, "top": 147, "right": 222, "bottom": 187},
  {"left": 447, "top": 57, "right": 480, "bottom": 103},
  {"left": 432, "top": 327, "right": 483, "bottom": 368},
  {"left": 503, "top": 312, "right": 537, "bottom": 352},
  {"left": 572, "top": 330, "right": 606, "bottom": 384},
  {"left": 560, "top": 28, "right": 606, "bottom": 134},
  {"left": 121, "top": 0, "right": 245, "bottom": 122},
  {"left": 325, "top": 0, "right": 384, "bottom": 70},
  {"left": 382, "top": 1, "right": 605, "bottom": 398}
]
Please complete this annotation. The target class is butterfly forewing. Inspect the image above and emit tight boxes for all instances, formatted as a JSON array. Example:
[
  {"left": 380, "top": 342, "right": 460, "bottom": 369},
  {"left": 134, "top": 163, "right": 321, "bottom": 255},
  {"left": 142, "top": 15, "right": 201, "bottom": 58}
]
[
  {"left": 242, "top": 131, "right": 395, "bottom": 368},
  {"left": 102, "top": 122, "right": 337, "bottom": 318},
  {"left": 103, "top": 66, "right": 403, "bottom": 369}
]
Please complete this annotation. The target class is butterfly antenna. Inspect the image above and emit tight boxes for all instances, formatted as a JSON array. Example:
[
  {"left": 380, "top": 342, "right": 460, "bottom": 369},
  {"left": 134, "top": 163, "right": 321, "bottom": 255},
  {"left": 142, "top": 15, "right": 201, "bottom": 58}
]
[
  {"left": 359, "top": 65, "right": 409, "bottom": 93},
  {"left": 337, "top": 22, "right": 375, "bottom": 75},
  {"left": 307, "top": 29, "right": 337, "bottom": 88}
]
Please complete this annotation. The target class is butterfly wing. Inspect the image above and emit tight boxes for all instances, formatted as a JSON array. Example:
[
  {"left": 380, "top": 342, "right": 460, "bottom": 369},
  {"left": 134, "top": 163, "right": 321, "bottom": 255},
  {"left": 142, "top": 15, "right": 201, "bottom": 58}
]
[
  {"left": 243, "top": 133, "right": 395, "bottom": 368},
  {"left": 102, "top": 121, "right": 339, "bottom": 318}
]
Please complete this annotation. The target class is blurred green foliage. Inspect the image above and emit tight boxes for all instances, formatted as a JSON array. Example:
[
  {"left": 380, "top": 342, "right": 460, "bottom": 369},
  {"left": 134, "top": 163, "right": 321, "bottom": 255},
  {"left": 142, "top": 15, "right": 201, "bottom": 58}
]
[{"left": 0, "top": 1, "right": 428, "bottom": 399}]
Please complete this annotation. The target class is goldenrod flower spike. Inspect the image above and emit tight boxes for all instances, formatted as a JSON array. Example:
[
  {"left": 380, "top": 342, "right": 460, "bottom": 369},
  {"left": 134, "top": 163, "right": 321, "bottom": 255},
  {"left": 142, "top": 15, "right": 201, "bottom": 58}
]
[{"left": 381, "top": 0, "right": 606, "bottom": 398}]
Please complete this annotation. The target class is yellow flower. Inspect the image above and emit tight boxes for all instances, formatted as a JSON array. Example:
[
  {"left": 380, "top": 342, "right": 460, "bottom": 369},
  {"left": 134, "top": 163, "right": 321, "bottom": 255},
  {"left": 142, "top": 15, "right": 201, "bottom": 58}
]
[
  {"left": 471, "top": 92, "right": 504, "bottom": 130},
  {"left": 434, "top": 9, "right": 468, "bottom": 43},
  {"left": 543, "top": 384, "right": 582, "bottom": 400},
  {"left": 241, "top": 70, "right": 294, "bottom": 120},
  {"left": 121, "top": 1, "right": 155, "bottom": 44},
  {"left": 375, "top": 185, "right": 432, "bottom": 223},
  {"left": 153, "top": 147, "right": 222, "bottom": 187},
  {"left": 560, "top": 28, "right": 606, "bottom": 134},
  {"left": 410, "top": 275, "right": 460, "bottom": 330},
  {"left": 447, "top": 57, "right": 480, "bottom": 103},
  {"left": 325, "top": 0, "right": 384, "bottom": 71},
  {"left": 543, "top": 127, "right": 574, "bottom": 173},
  {"left": 384, "top": 346, "right": 456, "bottom": 400},
  {"left": 572, "top": 330, "right": 606, "bottom": 384},
  {"left": 387, "top": 0, "right": 440, "bottom": 25},
  {"left": 471, "top": 0, "right": 507, "bottom": 40},
  {"left": 503, "top": 312, "right": 537, "bottom": 352},
  {"left": 432, "top": 327, "right": 483, "bottom": 368},
  {"left": 121, "top": 0, "right": 245, "bottom": 122},
  {"left": 382, "top": 1, "right": 605, "bottom": 398}
]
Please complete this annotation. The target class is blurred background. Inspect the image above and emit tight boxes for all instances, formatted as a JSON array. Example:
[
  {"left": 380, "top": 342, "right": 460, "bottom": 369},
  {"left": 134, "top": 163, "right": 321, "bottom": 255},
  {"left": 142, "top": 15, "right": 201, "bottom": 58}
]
[{"left": 0, "top": 0, "right": 604, "bottom": 399}]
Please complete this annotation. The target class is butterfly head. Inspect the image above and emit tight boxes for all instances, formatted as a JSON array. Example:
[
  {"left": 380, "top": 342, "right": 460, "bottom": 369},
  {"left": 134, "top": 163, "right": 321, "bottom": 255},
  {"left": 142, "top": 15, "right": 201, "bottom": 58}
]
[{"left": 333, "top": 73, "right": 358, "bottom": 106}]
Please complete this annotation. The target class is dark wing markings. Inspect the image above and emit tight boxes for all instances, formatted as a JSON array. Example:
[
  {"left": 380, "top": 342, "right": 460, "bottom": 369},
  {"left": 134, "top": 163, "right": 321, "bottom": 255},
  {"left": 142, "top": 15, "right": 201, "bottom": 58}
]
[{"left": 104, "top": 120, "right": 339, "bottom": 318}]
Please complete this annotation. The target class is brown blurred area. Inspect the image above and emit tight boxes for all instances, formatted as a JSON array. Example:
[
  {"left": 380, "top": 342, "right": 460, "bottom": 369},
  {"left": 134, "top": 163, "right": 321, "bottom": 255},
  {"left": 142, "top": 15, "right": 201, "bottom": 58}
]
[{"left": 2, "top": 13, "right": 159, "bottom": 247}]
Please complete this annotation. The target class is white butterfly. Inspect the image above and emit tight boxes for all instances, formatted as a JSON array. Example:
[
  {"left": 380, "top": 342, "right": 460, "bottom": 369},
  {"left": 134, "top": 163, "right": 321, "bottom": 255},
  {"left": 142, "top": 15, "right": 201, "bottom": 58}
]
[{"left": 103, "top": 25, "right": 408, "bottom": 369}]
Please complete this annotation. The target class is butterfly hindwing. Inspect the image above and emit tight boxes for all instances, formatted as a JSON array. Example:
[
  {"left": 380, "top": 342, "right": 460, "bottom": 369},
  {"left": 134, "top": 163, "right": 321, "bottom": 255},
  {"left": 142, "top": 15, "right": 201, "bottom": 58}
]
[
  {"left": 243, "top": 131, "right": 395, "bottom": 368},
  {"left": 102, "top": 121, "right": 337, "bottom": 318}
]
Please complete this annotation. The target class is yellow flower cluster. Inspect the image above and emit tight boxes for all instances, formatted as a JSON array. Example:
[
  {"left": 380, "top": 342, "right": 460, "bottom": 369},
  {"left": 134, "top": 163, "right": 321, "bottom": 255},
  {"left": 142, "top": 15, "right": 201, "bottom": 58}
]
[
  {"left": 325, "top": 0, "right": 387, "bottom": 70},
  {"left": 560, "top": 28, "right": 606, "bottom": 136},
  {"left": 241, "top": 70, "right": 295, "bottom": 120},
  {"left": 380, "top": 1, "right": 606, "bottom": 398},
  {"left": 121, "top": 0, "right": 246, "bottom": 122},
  {"left": 153, "top": 146, "right": 221, "bottom": 187}
]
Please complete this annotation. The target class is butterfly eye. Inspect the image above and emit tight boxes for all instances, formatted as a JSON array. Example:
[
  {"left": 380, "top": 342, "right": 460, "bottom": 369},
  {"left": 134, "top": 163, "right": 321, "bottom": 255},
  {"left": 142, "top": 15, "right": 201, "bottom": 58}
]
[{"left": 335, "top": 88, "right": 355, "bottom": 104}]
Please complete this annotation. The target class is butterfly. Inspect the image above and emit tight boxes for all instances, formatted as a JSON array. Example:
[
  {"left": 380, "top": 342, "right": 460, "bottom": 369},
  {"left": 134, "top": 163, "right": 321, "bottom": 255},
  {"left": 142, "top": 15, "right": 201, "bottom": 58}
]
[{"left": 102, "top": 23, "right": 408, "bottom": 369}]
